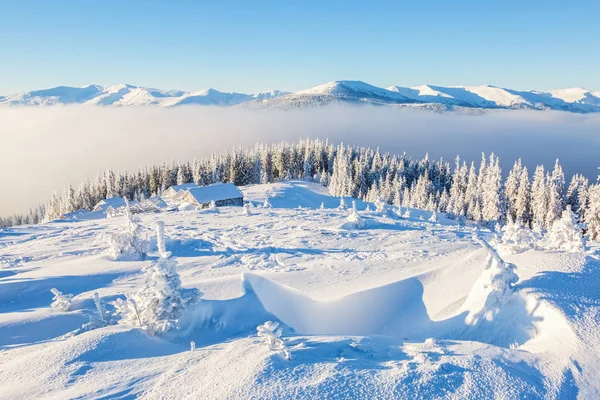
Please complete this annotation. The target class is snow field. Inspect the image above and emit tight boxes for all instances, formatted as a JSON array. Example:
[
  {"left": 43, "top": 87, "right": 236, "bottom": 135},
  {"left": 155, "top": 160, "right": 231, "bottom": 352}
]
[{"left": 0, "top": 181, "right": 598, "bottom": 398}]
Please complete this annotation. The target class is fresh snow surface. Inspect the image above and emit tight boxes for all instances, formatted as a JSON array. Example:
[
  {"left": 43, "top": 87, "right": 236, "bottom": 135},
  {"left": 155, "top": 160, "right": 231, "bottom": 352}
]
[
  {"left": 1, "top": 180, "right": 599, "bottom": 399},
  {"left": 3, "top": 81, "right": 600, "bottom": 112}
]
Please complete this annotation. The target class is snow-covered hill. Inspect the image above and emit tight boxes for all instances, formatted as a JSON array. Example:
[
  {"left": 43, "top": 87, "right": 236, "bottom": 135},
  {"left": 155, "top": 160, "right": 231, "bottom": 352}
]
[
  {"left": 2, "top": 81, "right": 599, "bottom": 112},
  {"left": 0, "top": 84, "right": 290, "bottom": 108},
  {"left": 1, "top": 181, "right": 599, "bottom": 398}
]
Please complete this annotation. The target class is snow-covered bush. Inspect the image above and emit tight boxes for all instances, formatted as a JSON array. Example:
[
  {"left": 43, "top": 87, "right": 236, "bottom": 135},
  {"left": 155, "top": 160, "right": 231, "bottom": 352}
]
[
  {"left": 497, "top": 216, "right": 535, "bottom": 254},
  {"left": 100, "top": 198, "right": 148, "bottom": 261},
  {"left": 428, "top": 212, "right": 438, "bottom": 223},
  {"left": 402, "top": 209, "right": 411, "bottom": 219},
  {"left": 112, "top": 254, "right": 200, "bottom": 335},
  {"left": 257, "top": 321, "right": 289, "bottom": 359},
  {"left": 243, "top": 203, "right": 252, "bottom": 216},
  {"left": 50, "top": 288, "right": 73, "bottom": 311},
  {"left": 339, "top": 208, "right": 366, "bottom": 229},
  {"left": 319, "top": 202, "right": 325, "bottom": 210},
  {"left": 545, "top": 206, "right": 586, "bottom": 252},
  {"left": 338, "top": 197, "right": 347, "bottom": 210},
  {"left": 78, "top": 292, "right": 112, "bottom": 333},
  {"left": 365, "top": 204, "right": 372, "bottom": 212},
  {"left": 263, "top": 198, "right": 272, "bottom": 208},
  {"left": 209, "top": 200, "right": 217, "bottom": 210},
  {"left": 155, "top": 221, "right": 172, "bottom": 258}
]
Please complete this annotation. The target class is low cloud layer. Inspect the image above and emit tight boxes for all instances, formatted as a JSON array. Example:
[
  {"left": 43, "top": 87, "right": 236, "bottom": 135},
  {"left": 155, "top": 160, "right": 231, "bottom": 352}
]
[{"left": 2, "top": 105, "right": 600, "bottom": 216}]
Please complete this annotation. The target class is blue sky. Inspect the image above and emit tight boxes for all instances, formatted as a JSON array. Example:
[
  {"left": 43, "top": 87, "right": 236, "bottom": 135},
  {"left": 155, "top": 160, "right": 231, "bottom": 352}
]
[{"left": 1, "top": 1, "right": 598, "bottom": 94}]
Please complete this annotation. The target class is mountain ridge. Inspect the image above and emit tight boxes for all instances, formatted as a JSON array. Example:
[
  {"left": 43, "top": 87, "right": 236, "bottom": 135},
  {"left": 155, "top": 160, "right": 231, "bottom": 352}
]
[{"left": 1, "top": 81, "right": 599, "bottom": 113}]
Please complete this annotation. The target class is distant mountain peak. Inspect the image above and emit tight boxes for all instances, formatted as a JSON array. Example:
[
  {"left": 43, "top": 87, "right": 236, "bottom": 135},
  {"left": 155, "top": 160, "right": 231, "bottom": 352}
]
[{"left": 0, "top": 81, "right": 598, "bottom": 113}]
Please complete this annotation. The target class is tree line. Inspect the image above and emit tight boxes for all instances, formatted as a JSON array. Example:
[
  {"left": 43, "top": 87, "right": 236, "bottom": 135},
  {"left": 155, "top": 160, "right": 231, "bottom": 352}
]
[{"left": 1, "top": 138, "right": 599, "bottom": 240}]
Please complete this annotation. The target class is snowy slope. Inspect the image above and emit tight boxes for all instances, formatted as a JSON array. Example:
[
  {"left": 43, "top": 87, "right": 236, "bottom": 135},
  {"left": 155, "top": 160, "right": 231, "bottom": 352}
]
[
  {"left": 1, "top": 181, "right": 598, "bottom": 398},
  {"left": 2, "top": 82, "right": 599, "bottom": 112}
]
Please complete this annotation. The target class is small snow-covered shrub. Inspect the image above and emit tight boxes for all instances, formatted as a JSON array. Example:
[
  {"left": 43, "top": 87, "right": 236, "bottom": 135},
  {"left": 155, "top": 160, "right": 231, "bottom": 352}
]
[
  {"left": 545, "top": 206, "right": 586, "bottom": 252},
  {"left": 209, "top": 200, "right": 217, "bottom": 210},
  {"left": 243, "top": 204, "right": 252, "bottom": 216},
  {"left": 112, "top": 255, "right": 200, "bottom": 335},
  {"left": 263, "top": 198, "right": 272, "bottom": 208},
  {"left": 497, "top": 216, "right": 535, "bottom": 254},
  {"left": 365, "top": 204, "right": 372, "bottom": 212},
  {"left": 100, "top": 198, "right": 148, "bottom": 260},
  {"left": 428, "top": 212, "right": 438, "bottom": 223},
  {"left": 338, "top": 197, "right": 347, "bottom": 210},
  {"left": 257, "top": 321, "right": 289, "bottom": 359},
  {"left": 78, "top": 292, "right": 112, "bottom": 333},
  {"left": 319, "top": 202, "right": 325, "bottom": 210},
  {"left": 338, "top": 208, "right": 366, "bottom": 230},
  {"left": 50, "top": 288, "right": 73, "bottom": 311},
  {"left": 402, "top": 209, "right": 411, "bottom": 219}
]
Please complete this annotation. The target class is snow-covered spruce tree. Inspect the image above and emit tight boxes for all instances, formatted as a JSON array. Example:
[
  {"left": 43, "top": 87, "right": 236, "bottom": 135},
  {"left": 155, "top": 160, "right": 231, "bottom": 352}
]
[
  {"left": 263, "top": 198, "right": 272, "bottom": 208},
  {"left": 546, "top": 205, "right": 586, "bottom": 252},
  {"left": 531, "top": 165, "right": 548, "bottom": 228},
  {"left": 515, "top": 166, "right": 531, "bottom": 226},
  {"left": 567, "top": 174, "right": 589, "bottom": 222},
  {"left": 481, "top": 153, "right": 503, "bottom": 228},
  {"left": 112, "top": 253, "right": 200, "bottom": 335},
  {"left": 101, "top": 198, "right": 148, "bottom": 261},
  {"left": 585, "top": 184, "right": 600, "bottom": 241},
  {"left": 504, "top": 159, "right": 522, "bottom": 222}
]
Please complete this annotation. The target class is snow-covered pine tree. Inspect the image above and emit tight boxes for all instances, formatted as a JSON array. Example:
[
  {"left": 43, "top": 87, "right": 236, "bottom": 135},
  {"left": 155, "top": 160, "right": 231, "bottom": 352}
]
[
  {"left": 515, "top": 166, "right": 531, "bottom": 225},
  {"left": 101, "top": 198, "right": 148, "bottom": 260},
  {"left": 584, "top": 184, "right": 600, "bottom": 241},
  {"left": 112, "top": 253, "right": 200, "bottom": 335},
  {"left": 504, "top": 159, "right": 522, "bottom": 221},
  {"left": 531, "top": 165, "right": 548, "bottom": 228},
  {"left": 481, "top": 153, "right": 503, "bottom": 227},
  {"left": 567, "top": 174, "right": 589, "bottom": 221},
  {"left": 546, "top": 205, "right": 585, "bottom": 252},
  {"left": 546, "top": 179, "right": 563, "bottom": 228}
]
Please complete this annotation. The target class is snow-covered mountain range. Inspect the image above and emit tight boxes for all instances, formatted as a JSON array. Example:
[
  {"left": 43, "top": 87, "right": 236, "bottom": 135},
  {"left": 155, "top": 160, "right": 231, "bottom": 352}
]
[{"left": 2, "top": 81, "right": 600, "bottom": 113}]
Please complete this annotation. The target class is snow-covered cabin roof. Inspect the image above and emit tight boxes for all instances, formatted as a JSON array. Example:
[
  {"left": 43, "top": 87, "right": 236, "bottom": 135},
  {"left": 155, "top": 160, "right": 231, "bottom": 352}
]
[
  {"left": 183, "top": 183, "right": 243, "bottom": 205},
  {"left": 163, "top": 183, "right": 199, "bottom": 198},
  {"left": 93, "top": 197, "right": 139, "bottom": 212}
]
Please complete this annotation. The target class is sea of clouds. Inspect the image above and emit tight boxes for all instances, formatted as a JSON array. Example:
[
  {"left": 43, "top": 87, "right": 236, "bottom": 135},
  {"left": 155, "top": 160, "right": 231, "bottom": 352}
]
[{"left": 2, "top": 105, "right": 599, "bottom": 216}]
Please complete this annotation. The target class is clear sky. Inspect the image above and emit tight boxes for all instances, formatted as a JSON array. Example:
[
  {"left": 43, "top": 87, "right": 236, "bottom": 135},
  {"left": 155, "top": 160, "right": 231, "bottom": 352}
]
[{"left": 1, "top": 0, "right": 598, "bottom": 94}]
